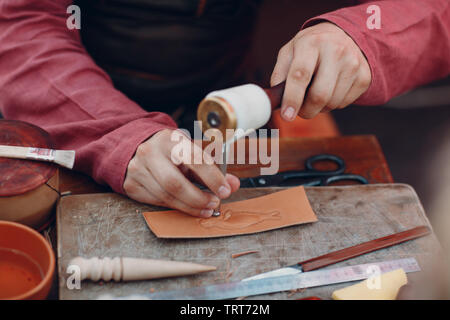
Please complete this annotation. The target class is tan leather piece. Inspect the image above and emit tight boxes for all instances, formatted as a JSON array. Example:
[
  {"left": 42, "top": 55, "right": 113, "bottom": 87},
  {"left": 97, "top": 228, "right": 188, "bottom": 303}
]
[{"left": 142, "top": 186, "right": 317, "bottom": 238}]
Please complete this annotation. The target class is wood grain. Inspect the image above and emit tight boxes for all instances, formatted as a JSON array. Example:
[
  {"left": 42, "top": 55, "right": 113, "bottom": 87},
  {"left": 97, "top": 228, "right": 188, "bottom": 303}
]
[
  {"left": 57, "top": 184, "right": 442, "bottom": 300},
  {"left": 0, "top": 120, "right": 56, "bottom": 197}
]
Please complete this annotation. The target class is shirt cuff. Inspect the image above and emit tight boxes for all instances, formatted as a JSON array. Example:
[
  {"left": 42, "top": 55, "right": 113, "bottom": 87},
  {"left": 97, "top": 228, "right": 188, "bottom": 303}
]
[
  {"left": 302, "top": 13, "right": 385, "bottom": 105},
  {"left": 96, "top": 115, "right": 177, "bottom": 195}
]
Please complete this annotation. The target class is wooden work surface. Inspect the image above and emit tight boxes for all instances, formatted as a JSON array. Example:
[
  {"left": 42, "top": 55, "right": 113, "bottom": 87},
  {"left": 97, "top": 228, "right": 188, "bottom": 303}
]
[
  {"left": 57, "top": 184, "right": 441, "bottom": 300},
  {"left": 50, "top": 134, "right": 395, "bottom": 299}
]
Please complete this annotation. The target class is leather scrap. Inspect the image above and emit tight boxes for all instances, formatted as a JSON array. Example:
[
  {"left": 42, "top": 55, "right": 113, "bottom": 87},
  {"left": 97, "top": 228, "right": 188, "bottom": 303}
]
[{"left": 142, "top": 186, "right": 317, "bottom": 238}]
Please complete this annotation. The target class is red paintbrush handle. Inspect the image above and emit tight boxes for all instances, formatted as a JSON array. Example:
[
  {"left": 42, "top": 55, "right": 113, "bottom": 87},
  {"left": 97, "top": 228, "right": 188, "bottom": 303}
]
[{"left": 299, "top": 226, "right": 431, "bottom": 272}]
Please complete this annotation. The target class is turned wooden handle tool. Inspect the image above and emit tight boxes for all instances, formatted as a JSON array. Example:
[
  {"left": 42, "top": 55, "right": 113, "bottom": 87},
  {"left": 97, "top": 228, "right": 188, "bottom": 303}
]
[
  {"left": 69, "top": 257, "right": 217, "bottom": 282},
  {"left": 299, "top": 225, "right": 431, "bottom": 272}
]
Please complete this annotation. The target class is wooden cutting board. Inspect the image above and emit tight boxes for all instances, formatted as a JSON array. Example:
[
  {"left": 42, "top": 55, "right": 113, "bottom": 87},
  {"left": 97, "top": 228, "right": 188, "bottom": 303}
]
[{"left": 57, "top": 184, "right": 442, "bottom": 300}]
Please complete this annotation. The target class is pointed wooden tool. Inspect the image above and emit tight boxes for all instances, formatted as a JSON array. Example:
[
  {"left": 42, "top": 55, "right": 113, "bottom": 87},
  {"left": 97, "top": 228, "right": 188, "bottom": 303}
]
[{"left": 69, "top": 257, "right": 217, "bottom": 282}]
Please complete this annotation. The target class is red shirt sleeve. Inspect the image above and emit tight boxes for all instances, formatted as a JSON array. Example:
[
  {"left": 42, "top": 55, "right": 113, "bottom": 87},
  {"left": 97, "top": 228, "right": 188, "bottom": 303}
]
[
  {"left": 0, "top": 0, "right": 177, "bottom": 194},
  {"left": 303, "top": 0, "right": 450, "bottom": 105}
]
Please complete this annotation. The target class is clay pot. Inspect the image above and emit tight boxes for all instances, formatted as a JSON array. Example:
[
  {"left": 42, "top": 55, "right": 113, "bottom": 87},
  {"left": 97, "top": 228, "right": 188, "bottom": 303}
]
[{"left": 0, "top": 221, "right": 55, "bottom": 300}]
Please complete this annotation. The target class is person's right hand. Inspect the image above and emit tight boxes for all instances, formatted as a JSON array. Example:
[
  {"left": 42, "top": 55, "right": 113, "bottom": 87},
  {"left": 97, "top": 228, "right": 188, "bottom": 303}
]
[{"left": 123, "top": 129, "right": 240, "bottom": 218}]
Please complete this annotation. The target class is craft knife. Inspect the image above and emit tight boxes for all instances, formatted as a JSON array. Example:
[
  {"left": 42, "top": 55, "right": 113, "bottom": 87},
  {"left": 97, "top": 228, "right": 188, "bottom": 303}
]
[{"left": 242, "top": 226, "right": 430, "bottom": 281}]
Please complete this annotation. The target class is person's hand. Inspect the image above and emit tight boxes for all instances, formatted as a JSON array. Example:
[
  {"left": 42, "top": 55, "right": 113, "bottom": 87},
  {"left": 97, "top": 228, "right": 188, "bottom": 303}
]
[
  {"left": 124, "top": 129, "right": 240, "bottom": 218},
  {"left": 271, "top": 22, "right": 372, "bottom": 120}
]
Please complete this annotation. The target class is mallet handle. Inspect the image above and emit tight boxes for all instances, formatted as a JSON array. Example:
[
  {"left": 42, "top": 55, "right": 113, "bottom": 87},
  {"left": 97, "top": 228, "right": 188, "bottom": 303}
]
[{"left": 263, "top": 81, "right": 286, "bottom": 110}]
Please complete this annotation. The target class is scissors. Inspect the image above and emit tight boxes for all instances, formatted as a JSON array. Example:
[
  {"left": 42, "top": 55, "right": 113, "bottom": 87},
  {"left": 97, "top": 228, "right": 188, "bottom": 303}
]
[{"left": 240, "top": 154, "right": 368, "bottom": 188}]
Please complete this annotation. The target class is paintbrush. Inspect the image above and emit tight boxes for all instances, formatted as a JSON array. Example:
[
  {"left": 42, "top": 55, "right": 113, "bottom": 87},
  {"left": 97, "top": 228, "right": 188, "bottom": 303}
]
[
  {"left": 0, "top": 145, "right": 75, "bottom": 169},
  {"left": 69, "top": 256, "right": 217, "bottom": 282}
]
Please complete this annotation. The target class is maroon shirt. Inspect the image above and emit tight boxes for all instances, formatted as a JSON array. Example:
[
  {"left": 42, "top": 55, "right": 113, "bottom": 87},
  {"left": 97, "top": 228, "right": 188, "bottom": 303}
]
[{"left": 0, "top": 0, "right": 449, "bottom": 194}]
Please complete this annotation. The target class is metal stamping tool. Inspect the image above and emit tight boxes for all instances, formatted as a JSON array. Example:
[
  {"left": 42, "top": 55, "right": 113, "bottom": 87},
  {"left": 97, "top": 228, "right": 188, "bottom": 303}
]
[{"left": 212, "top": 143, "right": 228, "bottom": 217}]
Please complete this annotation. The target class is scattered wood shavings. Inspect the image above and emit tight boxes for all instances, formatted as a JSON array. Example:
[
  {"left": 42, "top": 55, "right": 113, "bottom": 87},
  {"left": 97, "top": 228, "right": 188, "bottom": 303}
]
[
  {"left": 214, "top": 259, "right": 231, "bottom": 282},
  {"left": 231, "top": 250, "right": 259, "bottom": 259},
  {"left": 213, "top": 272, "right": 226, "bottom": 282},
  {"left": 287, "top": 288, "right": 306, "bottom": 298},
  {"left": 225, "top": 265, "right": 237, "bottom": 281}
]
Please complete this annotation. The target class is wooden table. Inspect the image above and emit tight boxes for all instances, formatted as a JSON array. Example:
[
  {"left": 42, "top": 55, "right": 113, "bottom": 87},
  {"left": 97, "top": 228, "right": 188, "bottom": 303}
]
[
  {"left": 59, "top": 135, "right": 393, "bottom": 195},
  {"left": 49, "top": 135, "right": 395, "bottom": 299},
  {"left": 58, "top": 184, "right": 442, "bottom": 300}
]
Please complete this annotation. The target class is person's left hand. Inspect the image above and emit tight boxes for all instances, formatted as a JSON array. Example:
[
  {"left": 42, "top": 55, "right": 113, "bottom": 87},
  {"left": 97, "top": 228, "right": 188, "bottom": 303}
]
[{"left": 271, "top": 22, "right": 372, "bottom": 120}]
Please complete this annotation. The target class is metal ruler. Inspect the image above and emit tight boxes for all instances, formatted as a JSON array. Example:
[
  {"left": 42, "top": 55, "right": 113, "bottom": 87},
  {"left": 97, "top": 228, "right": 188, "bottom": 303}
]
[{"left": 108, "top": 258, "right": 420, "bottom": 300}]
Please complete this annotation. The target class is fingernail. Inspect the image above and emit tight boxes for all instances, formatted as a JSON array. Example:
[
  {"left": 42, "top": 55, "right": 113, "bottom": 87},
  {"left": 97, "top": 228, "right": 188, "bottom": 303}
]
[
  {"left": 282, "top": 106, "right": 296, "bottom": 121},
  {"left": 200, "top": 209, "right": 213, "bottom": 217},
  {"left": 206, "top": 198, "right": 219, "bottom": 209},
  {"left": 218, "top": 185, "right": 231, "bottom": 198}
]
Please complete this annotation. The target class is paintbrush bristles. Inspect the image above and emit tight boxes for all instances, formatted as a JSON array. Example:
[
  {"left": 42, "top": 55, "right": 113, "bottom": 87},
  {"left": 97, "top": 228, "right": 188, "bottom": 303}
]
[{"left": 54, "top": 150, "right": 75, "bottom": 169}]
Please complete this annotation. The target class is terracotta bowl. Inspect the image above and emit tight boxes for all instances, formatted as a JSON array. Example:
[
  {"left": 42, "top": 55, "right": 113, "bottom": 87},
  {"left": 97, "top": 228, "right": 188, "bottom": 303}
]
[{"left": 0, "top": 221, "right": 55, "bottom": 300}]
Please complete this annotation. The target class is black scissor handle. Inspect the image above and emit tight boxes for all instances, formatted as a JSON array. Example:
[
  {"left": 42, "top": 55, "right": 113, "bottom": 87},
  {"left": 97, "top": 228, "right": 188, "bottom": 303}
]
[
  {"left": 324, "top": 174, "right": 369, "bottom": 186},
  {"left": 304, "top": 154, "right": 346, "bottom": 176}
]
